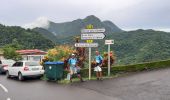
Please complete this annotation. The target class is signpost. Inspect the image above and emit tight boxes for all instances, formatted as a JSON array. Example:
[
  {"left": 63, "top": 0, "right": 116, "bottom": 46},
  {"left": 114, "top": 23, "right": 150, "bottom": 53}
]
[
  {"left": 75, "top": 24, "right": 106, "bottom": 80},
  {"left": 81, "top": 28, "right": 105, "bottom": 33},
  {"left": 105, "top": 40, "right": 114, "bottom": 76},
  {"left": 81, "top": 33, "right": 105, "bottom": 40},
  {"left": 75, "top": 43, "right": 98, "bottom": 47}
]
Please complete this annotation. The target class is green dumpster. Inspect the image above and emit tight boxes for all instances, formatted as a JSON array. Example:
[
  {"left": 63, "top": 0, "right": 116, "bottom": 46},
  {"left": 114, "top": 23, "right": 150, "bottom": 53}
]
[{"left": 44, "top": 62, "right": 64, "bottom": 80}]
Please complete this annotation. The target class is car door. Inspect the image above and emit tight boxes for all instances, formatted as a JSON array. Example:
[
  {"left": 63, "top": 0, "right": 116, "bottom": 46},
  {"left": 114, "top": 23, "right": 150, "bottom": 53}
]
[
  {"left": 9, "top": 62, "right": 18, "bottom": 75},
  {"left": 13, "top": 62, "right": 23, "bottom": 76}
]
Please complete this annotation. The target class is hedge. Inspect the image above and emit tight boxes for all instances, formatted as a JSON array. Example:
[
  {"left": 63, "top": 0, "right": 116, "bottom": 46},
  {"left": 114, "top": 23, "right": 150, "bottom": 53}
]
[{"left": 63, "top": 59, "right": 170, "bottom": 78}]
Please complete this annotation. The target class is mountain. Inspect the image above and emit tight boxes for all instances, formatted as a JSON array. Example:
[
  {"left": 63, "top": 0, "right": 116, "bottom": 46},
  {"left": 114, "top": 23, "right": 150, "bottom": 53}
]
[
  {"left": 32, "top": 15, "right": 123, "bottom": 37},
  {"left": 29, "top": 15, "right": 170, "bottom": 65},
  {"left": 32, "top": 28, "right": 58, "bottom": 44},
  {"left": 0, "top": 24, "right": 54, "bottom": 50},
  {"left": 100, "top": 29, "right": 170, "bottom": 65}
]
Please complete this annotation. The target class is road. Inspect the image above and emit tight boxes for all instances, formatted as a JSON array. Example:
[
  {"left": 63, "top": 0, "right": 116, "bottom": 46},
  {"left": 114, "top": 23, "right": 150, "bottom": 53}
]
[{"left": 1, "top": 68, "right": 170, "bottom": 100}]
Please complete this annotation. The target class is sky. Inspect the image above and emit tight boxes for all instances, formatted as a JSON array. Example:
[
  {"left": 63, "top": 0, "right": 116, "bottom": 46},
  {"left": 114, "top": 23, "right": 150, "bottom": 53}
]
[{"left": 0, "top": 0, "right": 170, "bottom": 31}]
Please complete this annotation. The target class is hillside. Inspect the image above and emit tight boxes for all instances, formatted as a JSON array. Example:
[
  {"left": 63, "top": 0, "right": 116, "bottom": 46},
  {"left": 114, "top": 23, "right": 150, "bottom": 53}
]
[
  {"left": 99, "top": 29, "right": 170, "bottom": 65},
  {"left": 30, "top": 15, "right": 170, "bottom": 65},
  {"left": 0, "top": 24, "right": 54, "bottom": 50},
  {"left": 43, "top": 29, "right": 170, "bottom": 65},
  {"left": 32, "top": 28, "right": 58, "bottom": 44},
  {"left": 33, "top": 15, "right": 123, "bottom": 38}
]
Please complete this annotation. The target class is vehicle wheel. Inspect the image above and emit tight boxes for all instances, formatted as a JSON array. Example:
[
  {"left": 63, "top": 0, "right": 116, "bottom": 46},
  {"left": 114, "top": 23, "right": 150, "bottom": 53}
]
[
  {"left": 37, "top": 76, "right": 42, "bottom": 79},
  {"left": 6, "top": 71, "right": 11, "bottom": 78},
  {"left": 18, "top": 72, "right": 24, "bottom": 81}
]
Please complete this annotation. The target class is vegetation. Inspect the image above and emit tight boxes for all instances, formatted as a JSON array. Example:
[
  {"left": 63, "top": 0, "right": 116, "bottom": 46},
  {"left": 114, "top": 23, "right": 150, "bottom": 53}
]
[
  {"left": 46, "top": 45, "right": 75, "bottom": 61},
  {"left": 63, "top": 59, "right": 170, "bottom": 78},
  {"left": 33, "top": 15, "right": 170, "bottom": 65},
  {"left": 0, "top": 24, "right": 55, "bottom": 50},
  {"left": 1, "top": 15, "right": 170, "bottom": 65},
  {"left": 3, "top": 46, "right": 22, "bottom": 61},
  {"left": 33, "top": 15, "right": 122, "bottom": 44}
]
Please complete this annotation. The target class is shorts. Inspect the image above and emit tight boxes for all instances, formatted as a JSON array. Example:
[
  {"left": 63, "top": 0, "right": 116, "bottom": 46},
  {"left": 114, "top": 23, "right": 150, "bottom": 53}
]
[
  {"left": 70, "top": 66, "right": 77, "bottom": 75},
  {"left": 94, "top": 66, "right": 102, "bottom": 72},
  {"left": 70, "top": 66, "right": 81, "bottom": 75}
]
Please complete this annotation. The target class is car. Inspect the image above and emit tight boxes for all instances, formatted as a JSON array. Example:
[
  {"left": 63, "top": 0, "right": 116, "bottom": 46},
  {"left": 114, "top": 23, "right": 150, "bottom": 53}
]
[
  {"left": 0, "top": 59, "right": 15, "bottom": 74},
  {"left": 6, "top": 61, "right": 45, "bottom": 81}
]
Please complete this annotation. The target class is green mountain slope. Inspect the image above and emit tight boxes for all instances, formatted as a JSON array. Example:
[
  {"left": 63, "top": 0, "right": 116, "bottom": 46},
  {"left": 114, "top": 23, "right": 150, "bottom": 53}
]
[
  {"left": 35, "top": 15, "right": 123, "bottom": 37},
  {"left": 44, "top": 29, "right": 170, "bottom": 65},
  {"left": 102, "top": 29, "right": 170, "bottom": 65},
  {"left": 32, "top": 27, "right": 58, "bottom": 44},
  {"left": 0, "top": 24, "right": 54, "bottom": 50},
  {"left": 31, "top": 15, "right": 170, "bottom": 65}
]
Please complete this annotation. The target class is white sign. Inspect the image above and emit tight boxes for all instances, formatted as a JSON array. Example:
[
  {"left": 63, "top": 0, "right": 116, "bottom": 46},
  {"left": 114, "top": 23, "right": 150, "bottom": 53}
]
[
  {"left": 105, "top": 40, "right": 114, "bottom": 44},
  {"left": 81, "top": 28, "right": 105, "bottom": 33},
  {"left": 81, "top": 33, "right": 105, "bottom": 40},
  {"left": 75, "top": 43, "right": 98, "bottom": 47}
]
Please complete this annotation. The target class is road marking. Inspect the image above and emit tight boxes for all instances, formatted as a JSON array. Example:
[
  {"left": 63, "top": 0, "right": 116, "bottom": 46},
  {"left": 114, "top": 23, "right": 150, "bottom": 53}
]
[
  {"left": 0, "top": 84, "right": 8, "bottom": 93},
  {"left": 7, "top": 98, "right": 11, "bottom": 100}
]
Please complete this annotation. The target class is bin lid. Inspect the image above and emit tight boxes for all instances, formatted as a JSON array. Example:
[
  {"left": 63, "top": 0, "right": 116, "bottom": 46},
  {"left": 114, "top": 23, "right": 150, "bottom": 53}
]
[{"left": 45, "top": 61, "right": 64, "bottom": 65}]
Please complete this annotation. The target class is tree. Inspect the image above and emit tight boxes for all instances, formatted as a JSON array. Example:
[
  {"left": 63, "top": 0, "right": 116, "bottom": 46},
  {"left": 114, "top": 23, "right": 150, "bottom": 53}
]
[{"left": 3, "top": 45, "right": 22, "bottom": 61}]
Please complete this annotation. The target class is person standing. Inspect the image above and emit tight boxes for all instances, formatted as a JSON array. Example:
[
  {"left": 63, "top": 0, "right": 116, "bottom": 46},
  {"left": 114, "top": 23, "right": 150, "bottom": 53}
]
[
  {"left": 94, "top": 51, "right": 103, "bottom": 80},
  {"left": 68, "top": 54, "right": 84, "bottom": 83}
]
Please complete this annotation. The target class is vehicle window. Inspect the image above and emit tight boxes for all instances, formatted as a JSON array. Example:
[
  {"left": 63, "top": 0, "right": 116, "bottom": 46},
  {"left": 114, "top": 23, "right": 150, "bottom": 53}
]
[
  {"left": 25, "top": 62, "right": 40, "bottom": 66},
  {"left": 0, "top": 60, "right": 2, "bottom": 64},
  {"left": 2, "top": 60, "right": 15, "bottom": 66},
  {"left": 12, "top": 62, "right": 23, "bottom": 67},
  {"left": 17, "top": 62, "right": 23, "bottom": 67},
  {"left": 12, "top": 62, "right": 18, "bottom": 67}
]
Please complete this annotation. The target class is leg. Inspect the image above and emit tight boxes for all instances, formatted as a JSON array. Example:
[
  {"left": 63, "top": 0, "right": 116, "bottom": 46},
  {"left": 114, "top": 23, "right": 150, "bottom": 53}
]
[
  {"left": 96, "top": 72, "right": 100, "bottom": 80},
  {"left": 77, "top": 73, "right": 84, "bottom": 82},
  {"left": 99, "top": 71, "right": 103, "bottom": 80},
  {"left": 70, "top": 68, "right": 73, "bottom": 82}
]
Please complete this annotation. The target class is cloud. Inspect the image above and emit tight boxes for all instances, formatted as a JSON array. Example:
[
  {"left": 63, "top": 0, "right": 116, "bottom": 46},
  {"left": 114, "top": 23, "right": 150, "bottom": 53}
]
[
  {"left": 0, "top": 0, "right": 170, "bottom": 31},
  {"left": 23, "top": 17, "right": 50, "bottom": 29}
]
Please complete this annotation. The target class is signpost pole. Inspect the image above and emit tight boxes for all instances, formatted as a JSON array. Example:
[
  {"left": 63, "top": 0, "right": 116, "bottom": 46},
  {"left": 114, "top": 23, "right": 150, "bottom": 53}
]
[
  {"left": 89, "top": 47, "right": 91, "bottom": 80},
  {"left": 86, "top": 24, "right": 93, "bottom": 80},
  {"left": 108, "top": 44, "right": 111, "bottom": 76}
]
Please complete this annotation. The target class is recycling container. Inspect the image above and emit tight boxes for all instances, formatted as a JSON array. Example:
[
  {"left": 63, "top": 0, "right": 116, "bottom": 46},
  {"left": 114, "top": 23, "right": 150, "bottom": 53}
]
[{"left": 44, "top": 62, "right": 64, "bottom": 80}]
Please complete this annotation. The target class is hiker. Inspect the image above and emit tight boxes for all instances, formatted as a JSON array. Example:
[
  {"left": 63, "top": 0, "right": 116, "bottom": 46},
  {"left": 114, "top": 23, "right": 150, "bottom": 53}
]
[
  {"left": 94, "top": 51, "right": 103, "bottom": 80},
  {"left": 68, "top": 53, "right": 84, "bottom": 82}
]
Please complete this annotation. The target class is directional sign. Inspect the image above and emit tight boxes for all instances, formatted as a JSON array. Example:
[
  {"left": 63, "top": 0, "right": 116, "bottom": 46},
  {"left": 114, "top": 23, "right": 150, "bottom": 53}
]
[
  {"left": 75, "top": 43, "right": 98, "bottom": 47},
  {"left": 105, "top": 40, "right": 114, "bottom": 44},
  {"left": 81, "top": 33, "right": 106, "bottom": 40},
  {"left": 81, "top": 28, "right": 105, "bottom": 33}
]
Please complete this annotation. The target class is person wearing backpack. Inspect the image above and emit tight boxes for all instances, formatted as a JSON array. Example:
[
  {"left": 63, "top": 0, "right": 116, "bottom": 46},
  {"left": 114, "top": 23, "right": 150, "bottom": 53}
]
[
  {"left": 94, "top": 51, "right": 103, "bottom": 80},
  {"left": 68, "top": 53, "right": 84, "bottom": 83}
]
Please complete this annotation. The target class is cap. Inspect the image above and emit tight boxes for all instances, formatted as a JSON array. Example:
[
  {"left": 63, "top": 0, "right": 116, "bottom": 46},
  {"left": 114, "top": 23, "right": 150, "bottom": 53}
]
[{"left": 72, "top": 54, "right": 75, "bottom": 56}]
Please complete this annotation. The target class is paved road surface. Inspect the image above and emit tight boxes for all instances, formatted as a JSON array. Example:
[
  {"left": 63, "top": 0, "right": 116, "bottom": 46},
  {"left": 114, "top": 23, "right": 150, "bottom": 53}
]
[{"left": 1, "top": 68, "right": 170, "bottom": 100}]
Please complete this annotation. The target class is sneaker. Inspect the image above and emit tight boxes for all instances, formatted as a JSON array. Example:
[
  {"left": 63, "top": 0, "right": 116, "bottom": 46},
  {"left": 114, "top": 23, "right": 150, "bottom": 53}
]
[
  {"left": 99, "top": 78, "right": 103, "bottom": 81},
  {"left": 70, "top": 80, "right": 72, "bottom": 83},
  {"left": 80, "top": 79, "right": 85, "bottom": 82}
]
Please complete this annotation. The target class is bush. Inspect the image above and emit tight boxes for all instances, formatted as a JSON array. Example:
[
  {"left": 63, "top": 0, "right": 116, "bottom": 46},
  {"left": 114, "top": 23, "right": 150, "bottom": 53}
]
[
  {"left": 63, "top": 59, "right": 170, "bottom": 78},
  {"left": 47, "top": 45, "right": 75, "bottom": 61}
]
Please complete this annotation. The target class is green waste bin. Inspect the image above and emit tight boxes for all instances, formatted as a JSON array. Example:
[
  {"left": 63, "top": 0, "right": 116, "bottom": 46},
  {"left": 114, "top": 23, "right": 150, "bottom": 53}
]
[{"left": 44, "top": 62, "right": 64, "bottom": 80}]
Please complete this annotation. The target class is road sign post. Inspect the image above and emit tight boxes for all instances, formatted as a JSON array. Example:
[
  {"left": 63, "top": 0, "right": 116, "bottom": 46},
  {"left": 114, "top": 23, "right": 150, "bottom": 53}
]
[
  {"left": 108, "top": 44, "right": 110, "bottom": 76},
  {"left": 105, "top": 40, "right": 114, "bottom": 76},
  {"left": 79, "top": 24, "right": 106, "bottom": 80},
  {"left": 89, "top": 47, "right": 91, "bottom": 80}
]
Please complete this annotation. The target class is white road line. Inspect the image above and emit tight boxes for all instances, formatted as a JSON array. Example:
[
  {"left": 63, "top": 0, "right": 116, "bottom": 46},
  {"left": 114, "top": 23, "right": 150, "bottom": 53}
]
[
  {"left": 0, "top": 84, "right": 8, "bottom": 93},
  {"left": 7, "top": 98, "right": 11, "bottom": 100}
]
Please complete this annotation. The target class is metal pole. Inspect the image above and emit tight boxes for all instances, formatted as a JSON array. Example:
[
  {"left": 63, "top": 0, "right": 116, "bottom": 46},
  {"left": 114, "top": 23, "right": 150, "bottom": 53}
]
[
  {"left": 89, "top": 47, "right": 91, "bottom": 80},
  {"left": 108, "top": 44, "right": 111, "bottom": 76}
]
